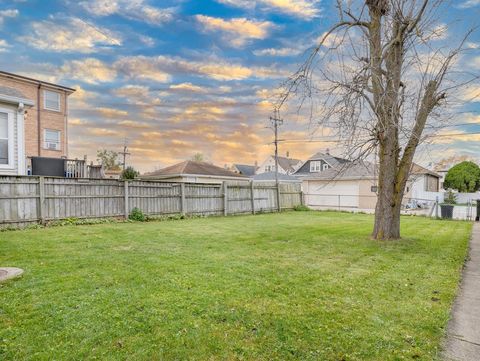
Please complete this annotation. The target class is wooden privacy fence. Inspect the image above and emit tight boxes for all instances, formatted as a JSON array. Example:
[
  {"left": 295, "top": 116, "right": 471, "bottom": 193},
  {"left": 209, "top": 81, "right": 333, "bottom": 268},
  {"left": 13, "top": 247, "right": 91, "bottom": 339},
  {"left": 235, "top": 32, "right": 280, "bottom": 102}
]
[{"left": 0, "top": 176, "right": 302, "bottom": 227}]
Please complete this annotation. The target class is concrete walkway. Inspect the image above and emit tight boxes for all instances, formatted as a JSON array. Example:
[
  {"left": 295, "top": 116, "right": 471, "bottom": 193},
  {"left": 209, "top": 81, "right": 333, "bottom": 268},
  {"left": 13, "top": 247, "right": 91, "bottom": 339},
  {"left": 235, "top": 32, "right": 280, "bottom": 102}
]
[{"left": 443, "top": 222, "right": 480, "bottom": 360}]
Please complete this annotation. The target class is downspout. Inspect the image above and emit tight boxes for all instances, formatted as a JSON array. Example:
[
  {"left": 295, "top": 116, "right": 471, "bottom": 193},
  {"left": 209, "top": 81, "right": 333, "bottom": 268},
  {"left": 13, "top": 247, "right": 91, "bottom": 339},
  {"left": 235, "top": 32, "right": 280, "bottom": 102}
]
[{"left": 37, "top": 84, "right": 41, "bottom": 156}]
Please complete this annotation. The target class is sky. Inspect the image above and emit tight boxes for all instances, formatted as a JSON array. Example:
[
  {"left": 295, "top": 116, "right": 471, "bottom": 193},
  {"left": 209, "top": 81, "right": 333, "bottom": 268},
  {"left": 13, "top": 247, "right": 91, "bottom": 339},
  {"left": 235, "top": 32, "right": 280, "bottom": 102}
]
[{"left": 0, "top": 0, "right": 479, "bottom": 172}]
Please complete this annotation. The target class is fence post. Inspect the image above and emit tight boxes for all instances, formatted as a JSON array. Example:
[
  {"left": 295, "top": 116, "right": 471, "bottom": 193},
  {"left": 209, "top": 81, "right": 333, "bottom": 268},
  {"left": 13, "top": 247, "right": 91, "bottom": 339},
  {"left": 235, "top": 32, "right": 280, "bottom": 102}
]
[
  {"left": 300, "top": 191, "right": 304, "bottom": 206},
  {"left": 250, "top": 181, "right": 255, "bottom": 215},
  {"left": 276, "top": 182, "right": 281, "bottom": 212},
  {"left": 180, "top": 183, "right": 186, "bottom": 215},
  {"left": 338, "top": 194, "right": 341, "bottom": 211},
  {"left": 38, "top": 176, "right": 45, "bottom": 224},
  {"left": 124, "top": 180, "right": 129, "bottom": 219},
  {"left": 223, "top": 182, "right": 228, "bottom": 216},
  {"left": 435, "top": 196, "right": 439, "bottom": 218}
]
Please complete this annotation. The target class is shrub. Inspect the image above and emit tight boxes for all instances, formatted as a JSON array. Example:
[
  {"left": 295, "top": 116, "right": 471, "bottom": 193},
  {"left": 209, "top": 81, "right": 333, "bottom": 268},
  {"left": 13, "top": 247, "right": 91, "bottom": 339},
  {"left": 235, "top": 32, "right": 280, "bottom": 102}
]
[
  {"left": 293, "top": 205, "right": 311, "bottom": 211},
  {"left": 121, "top": 166, "right": 139, "bottom": 180},
  {"left": 443, "top": 189, "right": 457, "bottom": 205},
  {"left": 444, "top": 161, "right": 480, "bottom": 192},
  {"left": 129, "top": 207, "right": 146, "bottom": 222}
]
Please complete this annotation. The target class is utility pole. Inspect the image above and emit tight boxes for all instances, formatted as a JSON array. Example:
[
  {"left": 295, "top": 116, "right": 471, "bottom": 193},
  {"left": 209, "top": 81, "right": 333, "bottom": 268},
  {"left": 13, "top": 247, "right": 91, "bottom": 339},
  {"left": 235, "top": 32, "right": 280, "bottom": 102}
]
[
  {"left": 270, "top": 108, "right": 283, "bottom": 211},
  {"left": 119, "top": 138, "right": 130, "bottom": 171}
]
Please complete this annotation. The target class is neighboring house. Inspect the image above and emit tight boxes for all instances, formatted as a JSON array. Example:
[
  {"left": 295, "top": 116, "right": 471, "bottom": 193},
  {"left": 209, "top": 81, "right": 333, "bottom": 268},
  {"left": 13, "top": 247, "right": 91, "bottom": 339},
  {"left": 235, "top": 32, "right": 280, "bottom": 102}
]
[
  {"left": 142, "top": 160, "right": 249, "bottom": 184},
  {"left": 294, "top": 151, "right": 350, "bottom": 177},
  {"left": 257, "top": 154, "right": 302, "bottom": 175},
  {"left": 302, "top": 161, "right": 439, "bottom": 210},
  {"left": 104, "top": 169, "right": 122, "bottom": 179},
  {"left": 302, "top": 161, "right": 378, "bottom": 209},
  {"left": 0, "top": 71, "right": 75, "bottom": 175},
  {"left": 409, "top": 164, "right": 441, "bottom": 201},
  {"left": 252, "top": 172, "right": 301, "bottom": 183},
  {"left": 231, "top": 164, "right": 257, "bottom": 177}
]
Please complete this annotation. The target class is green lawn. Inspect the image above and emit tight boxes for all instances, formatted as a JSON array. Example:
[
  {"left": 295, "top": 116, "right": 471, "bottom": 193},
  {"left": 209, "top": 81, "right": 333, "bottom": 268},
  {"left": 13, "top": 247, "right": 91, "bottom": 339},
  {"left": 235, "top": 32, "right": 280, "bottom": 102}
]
[{"left": 0, "top": 212, "right": 471, "bottom": 360}]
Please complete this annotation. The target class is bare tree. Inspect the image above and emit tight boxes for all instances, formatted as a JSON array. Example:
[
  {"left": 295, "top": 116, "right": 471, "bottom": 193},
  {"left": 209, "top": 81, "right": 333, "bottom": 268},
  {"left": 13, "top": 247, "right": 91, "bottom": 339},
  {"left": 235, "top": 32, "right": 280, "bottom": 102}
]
[{"left": 278, "top": 0, "right": 477, "bottom": 239}]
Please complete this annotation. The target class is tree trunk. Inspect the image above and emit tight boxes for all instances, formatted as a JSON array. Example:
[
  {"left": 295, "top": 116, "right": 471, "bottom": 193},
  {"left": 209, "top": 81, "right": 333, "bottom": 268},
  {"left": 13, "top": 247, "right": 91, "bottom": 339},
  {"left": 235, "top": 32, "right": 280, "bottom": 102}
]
[{"left": 372, "top": 137, "right": 403, "bottom": 240}]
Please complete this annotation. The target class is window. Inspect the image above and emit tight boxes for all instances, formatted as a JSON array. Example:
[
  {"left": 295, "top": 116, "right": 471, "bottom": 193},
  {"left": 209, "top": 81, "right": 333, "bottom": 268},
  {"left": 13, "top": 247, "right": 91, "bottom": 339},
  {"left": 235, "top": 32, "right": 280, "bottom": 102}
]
[
  {"left": 44, "top": 90, "right": 60, "bottom": 111},
  {"left": 323, "top": 163, "right": 329, "bottom": 171},
  {"left": 0, "top": 110, "right": 13, "bottom": 167},
  {"left": 44, "top": 129, "right": 61, "bottom": 151},
  {"left": 310, "top": 161, "right": 321, "bottom": 172}
]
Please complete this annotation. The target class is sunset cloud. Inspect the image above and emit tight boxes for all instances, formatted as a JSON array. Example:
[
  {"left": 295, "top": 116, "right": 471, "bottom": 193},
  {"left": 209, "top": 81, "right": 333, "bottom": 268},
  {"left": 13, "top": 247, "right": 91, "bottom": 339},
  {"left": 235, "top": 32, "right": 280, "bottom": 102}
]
[
  {"left": 20, "top": 17, "right": 121, "bottom": 53},
  {"left": 79, "top": 0, "right": 175, "bottom": 25},
  {"left": 114, "top": 55, "right": 287, "bottom": 81},
  {"left": 217, "top": 0, "right": 321, "bottom": 19},
  {"left": 195, "top": 15, "right": 275, "bottom": 46},
  {"left": 61, "top": 58, "right": 116, "bottom": 84}
]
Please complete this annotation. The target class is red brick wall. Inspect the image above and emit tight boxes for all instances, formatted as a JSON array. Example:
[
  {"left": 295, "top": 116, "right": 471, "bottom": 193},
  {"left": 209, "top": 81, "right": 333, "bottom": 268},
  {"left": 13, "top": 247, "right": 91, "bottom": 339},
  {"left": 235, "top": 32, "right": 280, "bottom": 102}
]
[{"left": 0, "top": 74, "right": 72, "bottom": 158}]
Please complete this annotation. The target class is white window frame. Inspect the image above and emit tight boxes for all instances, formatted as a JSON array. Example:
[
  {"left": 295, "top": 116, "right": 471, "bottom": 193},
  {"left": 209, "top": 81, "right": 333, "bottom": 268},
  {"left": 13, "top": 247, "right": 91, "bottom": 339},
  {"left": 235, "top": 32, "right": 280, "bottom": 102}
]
[
  {"left": 0, "top": 108, "right": 14, "bottom": 169},
  {"left": 310, "top": 161, "right": 321, "bottom": 172},
  {"left": 43, "top": 129, "right": 61, "bottom": 151},
  {"left": 44, "top": 90, "right": 61, "bottom": 112}
]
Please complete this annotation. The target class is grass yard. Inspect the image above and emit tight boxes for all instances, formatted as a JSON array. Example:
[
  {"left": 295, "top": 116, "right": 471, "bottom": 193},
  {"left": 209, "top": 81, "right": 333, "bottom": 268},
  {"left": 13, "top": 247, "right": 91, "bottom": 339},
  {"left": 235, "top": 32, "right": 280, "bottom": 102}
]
[{"left": 0, "top": 212, "right": 472, "bottom": 360}]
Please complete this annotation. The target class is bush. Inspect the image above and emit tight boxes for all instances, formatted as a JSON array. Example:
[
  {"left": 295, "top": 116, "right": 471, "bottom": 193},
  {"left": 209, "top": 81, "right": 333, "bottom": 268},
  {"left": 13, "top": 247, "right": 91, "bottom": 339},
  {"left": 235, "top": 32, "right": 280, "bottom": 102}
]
[
  {"left": 444, "top": 161, "right": 480, "bottom": 192},
  {"left": 121, "top": 166, "right": 139, "bottom": 180},
  {"left": 129, "top": 207, "right": 146, "bottom": 222},
  {"left": 293, "top": 205, "right": 311, "bottom": 211},
  {"left": 443, "top": 189, "right": 457, "bottom": 205}
]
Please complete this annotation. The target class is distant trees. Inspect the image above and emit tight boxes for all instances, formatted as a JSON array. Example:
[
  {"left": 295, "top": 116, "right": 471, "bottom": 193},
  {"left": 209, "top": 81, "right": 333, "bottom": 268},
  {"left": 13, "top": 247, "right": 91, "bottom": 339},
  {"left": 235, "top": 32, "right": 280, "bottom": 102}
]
[
  {"left": 96, "top": 149, "right": 121, "bottom": 170},
  {"left": 121, "top": 166, "right": 139, "bottom": 180},
  {"left": 444, "top": 161, "right": 480, "bottom": 192},
  {"left": 191, "top": 153, "right": 205, "bottom": 162}
]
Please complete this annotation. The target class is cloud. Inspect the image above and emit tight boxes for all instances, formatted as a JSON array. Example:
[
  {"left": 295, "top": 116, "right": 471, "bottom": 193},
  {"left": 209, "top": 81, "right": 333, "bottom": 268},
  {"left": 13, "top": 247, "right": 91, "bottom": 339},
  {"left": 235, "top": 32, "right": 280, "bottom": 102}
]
[
  {"left": 96, "top": 107, "right": 129, "bottom": 118},
  {"left": 19, "top": 17, "right": 121, "bottom": 53},
  {"left": 61, "top": 58, "right": 116, "bottom": 84},
  {"left": 79, "top": 0, "right": 174, "bottom": 26},
  {"left": 0, "top": 39, "right": 10, "bottom": 52},
  {"left": 253, "top": 47, "right": 302, "bottom": 56},
  {"left": 0, "top": 9, "right": 18, "bottom": 26},
  {"left": 458, "top": 0, "right": 480, "bottom": 8},
  {"left": 113, "top": 85, "right": 162, "bottom": 105},
  {"left": 195, "top": 15, "right": 275, "bottom": 47},
  {"left": 115, "top": 55, "right": 288, "bottom": 81},
  {"left": 217, "top": 0, "right": 321, "bottom": 19},
  {"left": 169, "top": 83, "right": 208, "bottom": 93}
]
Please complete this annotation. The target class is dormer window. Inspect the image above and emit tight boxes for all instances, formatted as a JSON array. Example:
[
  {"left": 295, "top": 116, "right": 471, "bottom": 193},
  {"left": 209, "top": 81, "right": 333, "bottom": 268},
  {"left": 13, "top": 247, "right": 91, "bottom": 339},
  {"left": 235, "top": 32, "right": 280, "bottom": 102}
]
[
  {"left": 323, "top": 164, "right": 329, "bottom": 171},
  {"left": 310, "top": 161, "right": 321, "bottom": 172},
  {"left": 44, "top": 90, "right": 61, "bottom": 111}
]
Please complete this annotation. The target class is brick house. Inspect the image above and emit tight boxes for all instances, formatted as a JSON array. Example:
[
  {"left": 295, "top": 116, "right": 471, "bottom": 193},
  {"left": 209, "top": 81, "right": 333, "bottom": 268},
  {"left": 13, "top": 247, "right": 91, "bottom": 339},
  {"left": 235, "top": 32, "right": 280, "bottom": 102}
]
[{"left": 0, "top": 71, "right": 75, "bottom": 175}]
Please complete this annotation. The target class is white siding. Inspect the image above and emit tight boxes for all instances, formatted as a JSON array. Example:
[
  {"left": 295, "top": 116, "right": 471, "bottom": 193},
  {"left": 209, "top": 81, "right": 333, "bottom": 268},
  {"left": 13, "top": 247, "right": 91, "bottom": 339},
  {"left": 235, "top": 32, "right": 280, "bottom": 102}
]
[{"left": 304, "top": 180, "right": 360, "bottom": 208}]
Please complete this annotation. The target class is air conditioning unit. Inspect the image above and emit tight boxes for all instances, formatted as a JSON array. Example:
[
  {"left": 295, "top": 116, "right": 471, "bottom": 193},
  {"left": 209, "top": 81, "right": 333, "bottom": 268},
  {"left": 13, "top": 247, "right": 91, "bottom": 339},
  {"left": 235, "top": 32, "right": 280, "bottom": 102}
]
[{"left": 46, "top": 142, "right": 59, "bottom": 150}]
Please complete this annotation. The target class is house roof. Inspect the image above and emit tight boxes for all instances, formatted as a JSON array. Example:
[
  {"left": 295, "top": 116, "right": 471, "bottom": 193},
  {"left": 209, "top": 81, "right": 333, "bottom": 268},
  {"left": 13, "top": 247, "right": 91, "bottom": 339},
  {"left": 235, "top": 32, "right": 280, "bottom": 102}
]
[
  {"left": 303, "top": 161, "right": 439, "bottom": 181},
  {"left": 303, "top": 161, "right": 376, "bottom": 181},
  {"left": 252, "top": 172, "right": 301, "bottom": 182},
  {"left": 276, "top": 156, "right": 301, "bottom": 173},
  {"left": 410, "top": 163, "right": 440, "bottom": 178},
  {"left": 233, "top": 164, "right": 256, "bottom": 176},
  {"left": 0, "top": 70, "right": 76, "bottom": 93},
  {"left": 308, "top": 152, "right": 350, "bottom": 167},
  {"left": 143, "top": 160, "right": 248, "bottom": 179}
]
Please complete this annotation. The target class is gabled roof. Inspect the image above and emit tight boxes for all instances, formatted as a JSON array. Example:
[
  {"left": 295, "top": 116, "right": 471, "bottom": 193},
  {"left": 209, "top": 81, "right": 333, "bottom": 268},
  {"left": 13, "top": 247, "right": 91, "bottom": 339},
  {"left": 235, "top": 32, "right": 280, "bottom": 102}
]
[
  {"left": 410, "top": 163, "right": 440, "bottom": 178},
  {"left": 143, "top": 160, "right": 248, "bottom": 179},
  {"left": 303, "top": 161, "right": 439, "bottom": 181},
  {"left": 276, "top": 156, "right": 302, "bottom": 173},
  {"left": 252, "top": 172, "right": 301, "bottom": 182},
  {"left": 233, "top": 164, "right": 256, "bottom": 176},
  {"left": 303, "top": 161, "right": 375, "bottom": 181},
  {"left": 308, "top": 152, "right": 350, "bottom": 167}
]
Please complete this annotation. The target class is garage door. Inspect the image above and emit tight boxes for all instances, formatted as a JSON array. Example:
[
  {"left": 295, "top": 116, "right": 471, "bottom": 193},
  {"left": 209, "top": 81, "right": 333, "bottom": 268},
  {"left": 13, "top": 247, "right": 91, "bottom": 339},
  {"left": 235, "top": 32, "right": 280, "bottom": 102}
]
[{"left": 305, "top": 180, "right": 359, "bottom": 208}]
